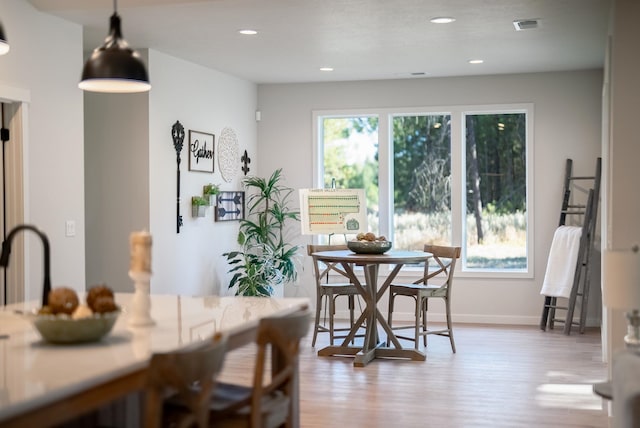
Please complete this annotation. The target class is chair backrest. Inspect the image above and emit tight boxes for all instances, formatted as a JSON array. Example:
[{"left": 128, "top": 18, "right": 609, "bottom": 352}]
[
  {"left": 307, "top": 244, "right": 352, "bottom": 285},
  {"left": 251, "top": 308, "right": 311, "bottom": 427},
  {"left": 145, "top": 333, "right": 227, "bottom": 428},
  {"left": 420, "top": 245, "right": 461, "bottom": 294}
]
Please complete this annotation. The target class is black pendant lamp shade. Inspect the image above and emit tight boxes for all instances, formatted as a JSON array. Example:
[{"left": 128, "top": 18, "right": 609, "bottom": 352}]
[
  {"left": 0, "top": 21, "right": 9, "bottom": 55},
  {"left": 79, "top": 11, "right": 150, "bottom": 93}
]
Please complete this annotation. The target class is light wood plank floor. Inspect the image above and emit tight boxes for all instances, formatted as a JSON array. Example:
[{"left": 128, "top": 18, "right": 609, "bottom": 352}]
[{"left": 218, "top": 322, "right": 609, "bottom": 428}]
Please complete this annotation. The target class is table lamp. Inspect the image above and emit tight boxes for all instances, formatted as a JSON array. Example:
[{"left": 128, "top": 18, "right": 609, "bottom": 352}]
[{"left": 603, "top": 246, "right": 640, "bottom": 353}]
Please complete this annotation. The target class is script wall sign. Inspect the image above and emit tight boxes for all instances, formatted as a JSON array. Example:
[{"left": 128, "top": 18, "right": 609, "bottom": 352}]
[{"left": 188, "top": 130, "right": 214, "bottom": 173}]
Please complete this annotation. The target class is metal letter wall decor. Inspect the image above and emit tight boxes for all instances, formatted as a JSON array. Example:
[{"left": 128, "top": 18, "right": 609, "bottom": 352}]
[{"left": 171, "top": 120, "right": 185, "bottom": 233}]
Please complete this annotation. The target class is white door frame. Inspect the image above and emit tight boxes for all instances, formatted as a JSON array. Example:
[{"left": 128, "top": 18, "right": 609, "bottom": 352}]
[{"left": 1, "top": 84, "right": 31, "bottom": 304}]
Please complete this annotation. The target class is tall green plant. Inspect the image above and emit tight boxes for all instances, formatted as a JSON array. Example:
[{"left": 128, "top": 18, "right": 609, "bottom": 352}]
[{"left": 223, "top": 169, "right": 300, "bottom": 296}]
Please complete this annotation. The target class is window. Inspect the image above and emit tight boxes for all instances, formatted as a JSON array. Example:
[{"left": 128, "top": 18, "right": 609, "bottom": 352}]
[
  {"left": 314, "top": 105, "right": 532, "bottom": 276},
  {"left": 463, "top": 112, "right": 528, "bottom": 271},
  {"left": 392, "top": 114, "right": 452, "bottom": 250},
  {"left": 320, "top": 115, "right": 379, "bottom": 241}
]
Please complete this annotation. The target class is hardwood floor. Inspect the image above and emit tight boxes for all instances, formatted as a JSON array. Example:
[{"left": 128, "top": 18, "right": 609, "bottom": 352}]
[{"left": 218, "top": 322, "right": 609, "bottom": 428}]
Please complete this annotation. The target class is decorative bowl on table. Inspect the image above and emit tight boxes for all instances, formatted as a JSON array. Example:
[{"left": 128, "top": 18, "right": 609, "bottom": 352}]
[
  {"left": 26, "top": 310, "right": 120, "bottom": 344},
  {"left": 347, "top": 239, "right": 392, "bottom": 254},
  {"left": 25, "top": 284, "right": 121, "bottom": 344}
]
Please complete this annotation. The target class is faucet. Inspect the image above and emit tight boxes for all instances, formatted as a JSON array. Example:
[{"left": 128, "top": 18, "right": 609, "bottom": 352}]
[{"left": 0, "top": 224, "right": 51, "bottom": 307}]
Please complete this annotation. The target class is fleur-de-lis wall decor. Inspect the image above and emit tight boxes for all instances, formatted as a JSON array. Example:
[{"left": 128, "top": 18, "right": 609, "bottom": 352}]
[{"left": 241, "top": 150, "right": 251, "bottom": 175}]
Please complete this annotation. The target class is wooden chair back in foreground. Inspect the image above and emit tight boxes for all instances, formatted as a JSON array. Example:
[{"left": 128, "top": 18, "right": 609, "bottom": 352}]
[
  {"left": 209, "top": 308, "right": 311, "bottom": 428},
  {"left": 307, "top": 244, "right": 362, "bottom": 347},
  {"left": 145, "top": 333, "right": 227, "bottom": 428},
  {"left": 387, "top": 244, "right": 461, "bottom": 352}
]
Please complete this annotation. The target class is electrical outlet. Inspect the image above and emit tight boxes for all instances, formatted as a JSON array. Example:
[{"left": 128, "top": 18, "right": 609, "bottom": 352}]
[{"left": 65, "top": 220, "right": 76, "bottom": 237}]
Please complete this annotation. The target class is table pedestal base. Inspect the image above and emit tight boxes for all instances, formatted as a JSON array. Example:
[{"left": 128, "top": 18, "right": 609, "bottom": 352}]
[{"left": 318, "top": 343, "right": 426, "bottom": 366}]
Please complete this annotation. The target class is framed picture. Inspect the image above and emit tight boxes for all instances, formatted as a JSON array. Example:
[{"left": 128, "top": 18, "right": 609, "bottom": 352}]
[
  {"left": 215, "top": 191, "right": 245, "bottom": 221},
  {"left": 188, "top": 130, "right": 215, "bottom": 172}
]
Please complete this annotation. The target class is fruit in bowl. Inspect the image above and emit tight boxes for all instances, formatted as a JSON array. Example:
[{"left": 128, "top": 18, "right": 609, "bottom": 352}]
[
  {"left": 347, "top": 233, "right": 392, "bottom": 254},
  {"left": 28, "top": 285, "right": 120, "bottom": 344}
]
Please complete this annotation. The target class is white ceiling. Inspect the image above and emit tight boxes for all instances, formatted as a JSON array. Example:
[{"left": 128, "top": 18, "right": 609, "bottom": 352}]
[{"left": 28, "top": 0, "right": 611, "bottom": 84}]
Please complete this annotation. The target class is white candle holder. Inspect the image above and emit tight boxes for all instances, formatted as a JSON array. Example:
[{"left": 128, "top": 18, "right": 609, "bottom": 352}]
[{"left": 128, "top": 270, "right": 155, "bottom": 327}]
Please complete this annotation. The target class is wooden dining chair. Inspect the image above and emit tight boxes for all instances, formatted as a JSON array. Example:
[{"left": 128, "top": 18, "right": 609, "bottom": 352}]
[
  {"left": 208, "top": 308, "right": 311, "bottom": 428},
  {"left": 307, "top": 244, "right": 362, "bottom": 347},
  {"left": 387, "top": 244, "right": 461, "bottom": 353},
  {"left": 145, "top": 333, "right": 227, "bottom": 428}
]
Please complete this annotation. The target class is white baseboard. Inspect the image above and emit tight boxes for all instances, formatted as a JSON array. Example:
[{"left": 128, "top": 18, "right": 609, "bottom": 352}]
[{"left": 333, "top": 310, "right": 602, "bottom": 328}]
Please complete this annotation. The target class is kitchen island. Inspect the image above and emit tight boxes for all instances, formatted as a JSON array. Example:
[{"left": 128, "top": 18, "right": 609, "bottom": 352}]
[{"left": 0, "top": 293, "right": 309, "bottom": 427}]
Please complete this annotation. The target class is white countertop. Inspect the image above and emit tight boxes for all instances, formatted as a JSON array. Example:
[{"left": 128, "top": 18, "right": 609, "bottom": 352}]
[{"left": 0, "top": 293, "right": 309, "bottom": 424}]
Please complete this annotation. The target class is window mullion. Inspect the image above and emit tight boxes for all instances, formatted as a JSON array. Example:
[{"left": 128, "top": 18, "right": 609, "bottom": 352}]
[
  {"left": 378, "top": 113, "right": 391, "bottom": 239},
  {"left": 450, "top": 109, "right": 464, "bottom": 248}
]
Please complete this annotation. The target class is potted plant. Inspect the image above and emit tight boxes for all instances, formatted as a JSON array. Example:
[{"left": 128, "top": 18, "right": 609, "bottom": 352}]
[
  {"left": 203, "top": 183, "right": 220, "bottom": 206},
  {"left": 223, "top": 169, "right": 300, "bottom": 296},
  {"left": 191, "top": 196, "right": 208, "bottom": 217}
]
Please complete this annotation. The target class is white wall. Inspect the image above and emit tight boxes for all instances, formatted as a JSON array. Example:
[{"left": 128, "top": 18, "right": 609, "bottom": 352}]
[
  {"left": 257, "top": 70, "right": 603, "bottom": 324},
  {"left": 0, "top": 0, "right": 85, "bottom": 299},
  {"left": 85, "top": 49, "right": 257, "bottom": 297},
  {"left": 84, "top": 73, "right": 150, "bottom": 292},
  {"left": 147, "top": 50, "right": 257, "bottom": 296}
]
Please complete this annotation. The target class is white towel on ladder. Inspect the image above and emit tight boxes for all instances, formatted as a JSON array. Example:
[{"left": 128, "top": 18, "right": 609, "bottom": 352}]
[{"left": 540, "top": 226, "right": 583, "bottom": 299}]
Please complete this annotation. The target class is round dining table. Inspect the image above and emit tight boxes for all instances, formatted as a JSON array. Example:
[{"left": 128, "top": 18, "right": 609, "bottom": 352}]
[{"left": 312, "top": 249, "right": 432, "bottom": 367}]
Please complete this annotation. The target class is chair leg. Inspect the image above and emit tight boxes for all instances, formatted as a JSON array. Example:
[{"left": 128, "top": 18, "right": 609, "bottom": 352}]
[
  {"left": 445, "top": 297, "right": 456, "bottom": 353},
  {"left": 414, "top": 296, "right": 421, "bottom": 351},
  {"left": 422, "top": 298, "right": 428, "bottom": 348},
  {"left": 329, "top": 293, "right": 336, "bottom": 346},
  {"left": 348, "top": 295, "right": 355, "bottom": 344},
  {"left": 312, "top": 293, "right": 323, "bottom": 347},
  {"left": 348, "top": 295, "right": 355, "bottom": 325},
  {"left": 386, "top": 292, "right": 395, "bottom": 347}
]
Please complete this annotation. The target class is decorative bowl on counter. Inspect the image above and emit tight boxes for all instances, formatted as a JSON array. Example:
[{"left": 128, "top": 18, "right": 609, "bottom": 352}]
[
  {"left": 347, "top": 240, "right": 392, "bottom": 254},
  {"left": 26, "top": 310, "right": 120, "bottom": 344}
]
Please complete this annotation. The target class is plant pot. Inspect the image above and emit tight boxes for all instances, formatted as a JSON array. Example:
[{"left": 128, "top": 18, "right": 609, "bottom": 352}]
[
  {"left": 192, "top": 205, "right": 207, "bottom": 218},
  {"left": 206, "top": 194, "right": 217, "bottom": 206}
]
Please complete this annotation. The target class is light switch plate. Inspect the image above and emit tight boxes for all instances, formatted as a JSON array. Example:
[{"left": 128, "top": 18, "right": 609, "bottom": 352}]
[{"left": 65, "top": 220, "right": 76, "bottom": 237}]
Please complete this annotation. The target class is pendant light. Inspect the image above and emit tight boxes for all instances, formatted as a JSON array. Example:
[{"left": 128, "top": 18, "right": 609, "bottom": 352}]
[
  {"left": 0, "top": 21, "right": 9, "bottom": 55},
  {"left": 79, "top": 0, "right": 150, "bottom": 93}
]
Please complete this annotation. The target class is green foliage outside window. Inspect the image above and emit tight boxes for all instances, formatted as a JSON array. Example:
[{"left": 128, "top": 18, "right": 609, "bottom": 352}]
[{"left": 319, "top": 109, "right": 528, "bottom": 270}]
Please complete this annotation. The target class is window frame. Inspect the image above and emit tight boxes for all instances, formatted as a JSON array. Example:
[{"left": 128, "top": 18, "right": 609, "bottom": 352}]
[{"left": 313, "top": 103, "right": 534, "bottom": 279}]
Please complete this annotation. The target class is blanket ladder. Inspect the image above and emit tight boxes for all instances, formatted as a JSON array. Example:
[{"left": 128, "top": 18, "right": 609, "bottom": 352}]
[{"left": 540, "top": 157, "right": 601, "bottom": 335}]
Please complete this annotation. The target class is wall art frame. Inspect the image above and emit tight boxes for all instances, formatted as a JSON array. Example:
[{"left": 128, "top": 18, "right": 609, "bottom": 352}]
[
  {"left": 188, "top": 130, "right": 215, "bottom": 173},
  {"left": 215, "top": 191, "right": 245, "bottom": 222}
]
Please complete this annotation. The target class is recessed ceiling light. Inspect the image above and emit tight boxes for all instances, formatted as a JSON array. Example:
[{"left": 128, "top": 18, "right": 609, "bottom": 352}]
[
  {"left": 238, "top": 29, "right": 258, "bottom": 35},
  {"left": 468, "top": 59, "right": 484, "bottom": 64},
  {"left": 430, "top": 17, "right": 456, "bottom": 24},
  {"left": 320, "top": 67, "right": 334, "bottom": 72}
]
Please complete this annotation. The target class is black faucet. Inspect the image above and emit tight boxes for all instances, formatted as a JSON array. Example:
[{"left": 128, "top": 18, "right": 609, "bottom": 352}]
[{"left": 0, "top": 224, "right": 51, "bottom": 307}]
